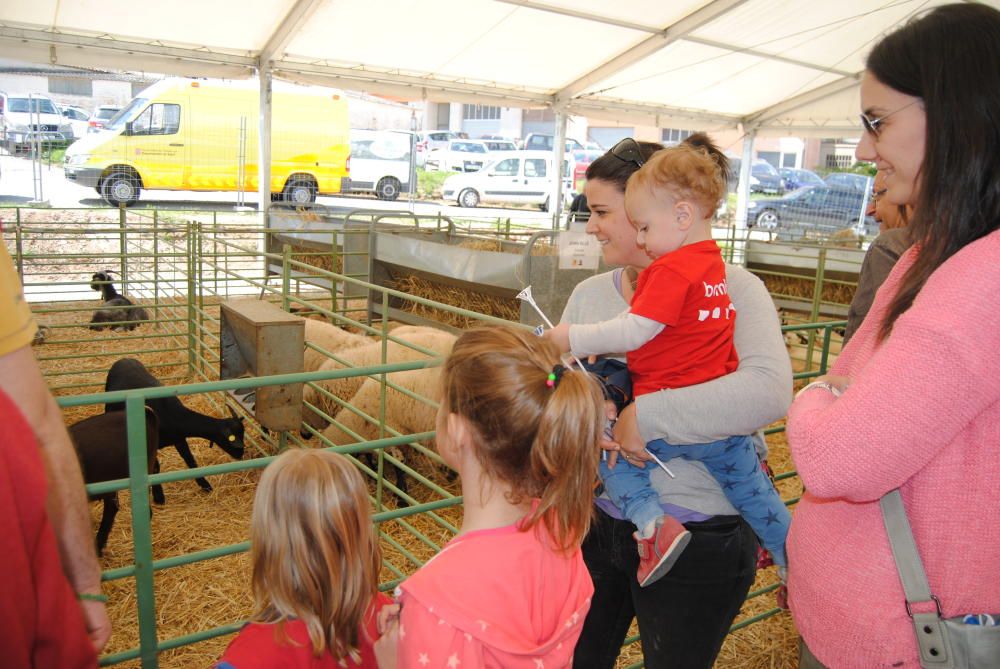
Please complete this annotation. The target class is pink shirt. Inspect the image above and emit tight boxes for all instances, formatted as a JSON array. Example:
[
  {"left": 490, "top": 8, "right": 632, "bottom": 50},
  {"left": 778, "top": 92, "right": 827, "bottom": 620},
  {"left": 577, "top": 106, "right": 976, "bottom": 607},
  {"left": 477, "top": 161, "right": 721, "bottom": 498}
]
[
  {"left": 786, "top": 230, "right": 1000, "bottom": 667},
  {"left": 396, "top": 511, "right": 593, "bottom": 668}
]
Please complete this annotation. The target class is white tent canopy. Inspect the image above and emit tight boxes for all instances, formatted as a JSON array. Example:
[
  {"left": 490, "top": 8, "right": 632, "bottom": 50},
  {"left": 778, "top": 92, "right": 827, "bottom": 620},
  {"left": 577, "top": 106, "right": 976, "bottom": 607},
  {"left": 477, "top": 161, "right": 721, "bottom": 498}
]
[{"left": 1, "top": 0, "right": 989, "bottom": 138}]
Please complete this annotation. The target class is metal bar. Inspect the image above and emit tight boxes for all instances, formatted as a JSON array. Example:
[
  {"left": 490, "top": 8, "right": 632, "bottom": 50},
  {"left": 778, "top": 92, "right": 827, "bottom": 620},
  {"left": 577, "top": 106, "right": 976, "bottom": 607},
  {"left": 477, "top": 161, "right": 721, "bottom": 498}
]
[{"left": 125, "top": 395, "right": 158, "bottom": 669}]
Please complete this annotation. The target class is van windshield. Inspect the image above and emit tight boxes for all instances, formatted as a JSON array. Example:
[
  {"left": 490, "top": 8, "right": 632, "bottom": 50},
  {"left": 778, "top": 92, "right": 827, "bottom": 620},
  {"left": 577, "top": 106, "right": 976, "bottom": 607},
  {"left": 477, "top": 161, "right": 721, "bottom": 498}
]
[
  {"left": 104, "top": 98, "right": 148, "bottom": 133},
  {"left": 8, "top": 97, "right": 58, "bottom": 114}
]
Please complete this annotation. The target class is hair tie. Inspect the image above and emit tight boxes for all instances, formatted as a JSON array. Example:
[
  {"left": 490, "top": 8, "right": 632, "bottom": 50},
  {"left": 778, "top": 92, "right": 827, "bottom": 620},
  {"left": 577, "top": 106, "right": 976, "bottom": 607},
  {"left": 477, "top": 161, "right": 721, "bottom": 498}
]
[{"left": 547, "top": 364, "right": 567, "bottom": 389}]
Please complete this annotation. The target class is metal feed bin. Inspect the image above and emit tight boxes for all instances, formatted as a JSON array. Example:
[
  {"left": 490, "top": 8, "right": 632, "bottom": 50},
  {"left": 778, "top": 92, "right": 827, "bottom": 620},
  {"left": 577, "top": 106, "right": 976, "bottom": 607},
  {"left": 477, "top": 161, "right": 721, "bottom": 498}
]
[{"left": 368, "top": 227, "right": 608, "bottom": 329}]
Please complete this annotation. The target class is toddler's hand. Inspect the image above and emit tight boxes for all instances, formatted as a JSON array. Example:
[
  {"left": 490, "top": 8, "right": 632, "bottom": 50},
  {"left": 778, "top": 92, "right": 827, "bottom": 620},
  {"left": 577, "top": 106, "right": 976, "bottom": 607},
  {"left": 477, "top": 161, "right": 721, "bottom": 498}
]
[{"left": 545, "top": 322, "right": 572, "bottom": 353}]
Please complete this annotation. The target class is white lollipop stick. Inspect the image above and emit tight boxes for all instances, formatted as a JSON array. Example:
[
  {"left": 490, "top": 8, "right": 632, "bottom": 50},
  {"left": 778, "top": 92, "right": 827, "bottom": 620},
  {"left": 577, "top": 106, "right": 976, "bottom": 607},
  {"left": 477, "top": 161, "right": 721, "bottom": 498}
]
[
  {"left": 643, "top": 448, "right": 676, "bottom": 478},
  {"left": 516, "top": 285, "right": 584, "bottom": 369}
]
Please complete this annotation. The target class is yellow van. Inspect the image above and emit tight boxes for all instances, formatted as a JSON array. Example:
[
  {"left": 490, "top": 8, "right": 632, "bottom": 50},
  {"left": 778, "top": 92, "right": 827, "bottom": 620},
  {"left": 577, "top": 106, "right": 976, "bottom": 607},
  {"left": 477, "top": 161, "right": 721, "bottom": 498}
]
[{"left": 64, "top": 78, "right": 350, "bottom": 206}]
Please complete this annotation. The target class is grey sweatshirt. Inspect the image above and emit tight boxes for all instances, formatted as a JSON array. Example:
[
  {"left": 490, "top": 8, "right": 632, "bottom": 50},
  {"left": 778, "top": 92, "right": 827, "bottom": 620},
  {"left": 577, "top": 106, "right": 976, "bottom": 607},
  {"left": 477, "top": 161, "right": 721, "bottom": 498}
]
[{"left": 561, "top": 264, "right": 793, "bottom": 516}]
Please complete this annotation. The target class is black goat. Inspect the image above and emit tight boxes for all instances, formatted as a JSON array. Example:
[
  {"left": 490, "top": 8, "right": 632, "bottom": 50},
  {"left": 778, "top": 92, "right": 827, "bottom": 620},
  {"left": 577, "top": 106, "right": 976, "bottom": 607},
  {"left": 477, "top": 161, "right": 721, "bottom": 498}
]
[
  {"left": 90, "top": 271, "right": 149, "bottom": 331},
  {"left": 69, "top": 409, "right": 159, "bottom": 556},
  {"left": 104, "top": 358, "right": 245, "bottom": 503}
]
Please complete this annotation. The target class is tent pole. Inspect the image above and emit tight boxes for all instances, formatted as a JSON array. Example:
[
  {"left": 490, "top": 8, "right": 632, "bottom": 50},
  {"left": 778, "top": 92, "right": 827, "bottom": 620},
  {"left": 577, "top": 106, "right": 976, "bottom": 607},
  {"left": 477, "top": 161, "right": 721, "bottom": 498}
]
[
  {"left": 733, "top": 129, "right": 756, "bottom": 265},
  {"left": 258, "top": 63, "right": 273, "bottom": 218},
  {"left": 551, "top": 110, "right": 567, "bottom": 229}
]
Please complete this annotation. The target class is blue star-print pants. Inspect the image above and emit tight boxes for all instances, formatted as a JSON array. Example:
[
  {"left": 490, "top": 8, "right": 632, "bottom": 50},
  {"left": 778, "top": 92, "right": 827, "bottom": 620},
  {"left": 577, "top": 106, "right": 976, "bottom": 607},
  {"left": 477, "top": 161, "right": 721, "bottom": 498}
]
[{"left": 599, "top": 434, "right": 790, "bottom": 566}]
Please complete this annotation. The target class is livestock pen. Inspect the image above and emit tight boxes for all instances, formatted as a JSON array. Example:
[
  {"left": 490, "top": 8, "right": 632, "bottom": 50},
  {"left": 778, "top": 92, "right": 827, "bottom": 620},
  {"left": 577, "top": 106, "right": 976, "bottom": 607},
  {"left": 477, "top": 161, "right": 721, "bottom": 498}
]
[{"left": 4, "top": 206, "right": 847, "bottom": 669}]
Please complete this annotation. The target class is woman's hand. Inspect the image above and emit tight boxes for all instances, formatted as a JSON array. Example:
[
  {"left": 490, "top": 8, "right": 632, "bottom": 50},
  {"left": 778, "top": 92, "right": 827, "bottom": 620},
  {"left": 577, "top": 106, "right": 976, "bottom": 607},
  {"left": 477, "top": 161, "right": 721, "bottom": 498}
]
[
  {"left": 545, "top": 322, "right": 572, "bottom": 353},
  {"left": 607, "top": 404, "right": 651, "bottom": 469}
]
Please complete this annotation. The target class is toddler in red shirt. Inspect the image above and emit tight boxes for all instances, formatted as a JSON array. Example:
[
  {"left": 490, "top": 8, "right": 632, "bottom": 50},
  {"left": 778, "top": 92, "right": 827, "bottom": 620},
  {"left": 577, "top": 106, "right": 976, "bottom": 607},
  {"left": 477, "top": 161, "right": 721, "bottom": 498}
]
[
  {"left": 215, "top": 449, "right": 391, "bottom": 669},
  {"left": 549, "top": 142, "right": 790, "bottom": 588}
]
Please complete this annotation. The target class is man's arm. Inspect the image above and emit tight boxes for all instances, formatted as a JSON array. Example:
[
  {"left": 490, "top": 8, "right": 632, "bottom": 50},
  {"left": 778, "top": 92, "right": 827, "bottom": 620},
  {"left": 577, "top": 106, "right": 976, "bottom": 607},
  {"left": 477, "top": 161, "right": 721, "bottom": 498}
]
[{"left": 0, "top": 345, "right": 111, "bottom": 651}]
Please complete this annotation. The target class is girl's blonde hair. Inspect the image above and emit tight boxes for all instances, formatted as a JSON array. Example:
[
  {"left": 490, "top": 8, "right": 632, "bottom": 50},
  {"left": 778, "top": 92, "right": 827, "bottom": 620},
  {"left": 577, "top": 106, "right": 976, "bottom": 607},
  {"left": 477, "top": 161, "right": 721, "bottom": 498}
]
[
  {"left": 250, "top": 448, "right": 381, "bottom": 661},
  {"left": 625, "top": 139, "right": 727, "bottom": 218},
  {"left": 440, "top": 325, "right": 604, "bottom": 553}
]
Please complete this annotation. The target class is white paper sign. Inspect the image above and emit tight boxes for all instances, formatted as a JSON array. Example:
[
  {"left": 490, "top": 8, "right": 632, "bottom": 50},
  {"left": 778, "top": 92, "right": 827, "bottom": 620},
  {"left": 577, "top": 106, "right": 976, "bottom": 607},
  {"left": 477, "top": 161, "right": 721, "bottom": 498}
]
[{"left": 558, "top": 227, "right": 600, "bottom": 270}]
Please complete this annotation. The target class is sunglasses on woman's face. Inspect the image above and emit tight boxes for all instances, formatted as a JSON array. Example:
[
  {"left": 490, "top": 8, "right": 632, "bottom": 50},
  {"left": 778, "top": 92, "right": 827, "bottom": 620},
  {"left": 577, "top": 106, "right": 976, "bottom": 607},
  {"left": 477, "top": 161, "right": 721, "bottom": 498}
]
[
  {"left": 609, "top": 137, "right": 644, "bottom": 169},
  {"left": 859, "top": 99, "right": 920, "bottom": 137}
]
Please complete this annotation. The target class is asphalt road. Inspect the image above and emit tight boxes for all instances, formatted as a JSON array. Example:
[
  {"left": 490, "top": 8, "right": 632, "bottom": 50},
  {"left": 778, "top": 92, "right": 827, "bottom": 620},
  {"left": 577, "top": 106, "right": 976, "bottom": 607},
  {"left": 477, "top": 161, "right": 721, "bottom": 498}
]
[{"left": 0, "top": 151, "right": 557, "bottom": 224}]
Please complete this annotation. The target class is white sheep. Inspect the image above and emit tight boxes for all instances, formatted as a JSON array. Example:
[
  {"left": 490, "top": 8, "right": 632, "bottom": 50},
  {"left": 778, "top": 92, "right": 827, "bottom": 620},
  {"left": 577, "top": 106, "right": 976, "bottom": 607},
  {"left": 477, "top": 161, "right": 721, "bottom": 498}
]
[
  {"left": 301, "top": 326, "right": 456, "bottom": 433},
  {"left": 302, "top": 318, "right": 372, "bottom": 373},
  {"left": 302, "top": 326, "right": 456, "bottom": 496}
]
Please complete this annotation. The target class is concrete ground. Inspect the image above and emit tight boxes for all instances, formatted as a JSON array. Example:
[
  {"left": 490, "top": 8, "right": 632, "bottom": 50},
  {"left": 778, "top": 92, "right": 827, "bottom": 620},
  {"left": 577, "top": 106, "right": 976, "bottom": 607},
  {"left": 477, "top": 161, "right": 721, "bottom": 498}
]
[{"left": 0, "top": 151, "right": 554, "bottom": 223}]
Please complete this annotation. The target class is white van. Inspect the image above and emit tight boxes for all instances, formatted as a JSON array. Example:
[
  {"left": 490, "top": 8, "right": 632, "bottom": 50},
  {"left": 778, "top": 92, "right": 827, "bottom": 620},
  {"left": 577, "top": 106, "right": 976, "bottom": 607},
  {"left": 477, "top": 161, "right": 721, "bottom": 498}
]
[
  {"left": 345, "top": 129, "right": 412, "bottom": 200},
  {"left": 441, "top": 150, "right": 574, "bottom": 210}
]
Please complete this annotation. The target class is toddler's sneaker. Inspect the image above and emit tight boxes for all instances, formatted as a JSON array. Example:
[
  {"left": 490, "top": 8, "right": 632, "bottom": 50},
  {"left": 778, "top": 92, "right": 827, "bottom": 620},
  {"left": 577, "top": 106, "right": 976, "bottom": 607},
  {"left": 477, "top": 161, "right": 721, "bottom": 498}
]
[{"left": 635, "top": 516, "right": 691, "bottom": 587}]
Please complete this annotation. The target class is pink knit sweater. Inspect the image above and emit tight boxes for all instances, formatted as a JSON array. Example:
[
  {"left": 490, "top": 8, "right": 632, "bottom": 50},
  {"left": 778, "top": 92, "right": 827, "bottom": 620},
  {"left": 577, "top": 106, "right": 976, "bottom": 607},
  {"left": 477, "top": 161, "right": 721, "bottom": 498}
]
[{"left": 786, "top": 229, "right": 1000, "bottom": 668}]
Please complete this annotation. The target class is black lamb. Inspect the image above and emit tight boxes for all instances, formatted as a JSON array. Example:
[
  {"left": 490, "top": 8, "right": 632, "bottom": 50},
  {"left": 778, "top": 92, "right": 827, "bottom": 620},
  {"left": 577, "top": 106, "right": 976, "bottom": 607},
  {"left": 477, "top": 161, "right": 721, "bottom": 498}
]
[
  {"left": 69, "top": 408, "right": 159, "bottom": 556},
  {"left": 90, "top": 271, "right": 149, "bottom": 331},
  {"left": 104, "top": 358, "right": 245, "bottom": 503}
]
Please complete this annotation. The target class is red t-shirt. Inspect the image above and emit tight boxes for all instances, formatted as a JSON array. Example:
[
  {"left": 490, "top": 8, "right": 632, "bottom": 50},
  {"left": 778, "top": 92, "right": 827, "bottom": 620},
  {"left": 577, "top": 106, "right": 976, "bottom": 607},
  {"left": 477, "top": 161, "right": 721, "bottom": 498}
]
[
  {"left": 0, "top": 389, "right": 98, "bottom": 669},
  {"left": 215, "top": 592, "right": 392, "bottom": 669},
  {"left": 628, "top": 240, "right": 738, "bottom": 396}
]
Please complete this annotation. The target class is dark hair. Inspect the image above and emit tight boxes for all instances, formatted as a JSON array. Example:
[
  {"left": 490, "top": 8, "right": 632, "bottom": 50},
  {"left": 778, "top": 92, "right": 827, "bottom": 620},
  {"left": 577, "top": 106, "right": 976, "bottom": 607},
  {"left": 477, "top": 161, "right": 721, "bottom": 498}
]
[
  {"left": 585, "top": 133, "right": 730, "bottom": 194},
  {"left": 867, "top": 3, "right": 1000, "bottom": 341}
]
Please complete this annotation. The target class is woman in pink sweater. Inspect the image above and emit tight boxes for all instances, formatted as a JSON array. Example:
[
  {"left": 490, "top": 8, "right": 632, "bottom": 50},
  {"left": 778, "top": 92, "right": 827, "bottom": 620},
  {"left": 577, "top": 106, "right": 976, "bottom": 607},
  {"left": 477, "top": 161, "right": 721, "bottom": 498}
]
[{"left": 786, "top": 4, "right": 1000, "bottom": 667}]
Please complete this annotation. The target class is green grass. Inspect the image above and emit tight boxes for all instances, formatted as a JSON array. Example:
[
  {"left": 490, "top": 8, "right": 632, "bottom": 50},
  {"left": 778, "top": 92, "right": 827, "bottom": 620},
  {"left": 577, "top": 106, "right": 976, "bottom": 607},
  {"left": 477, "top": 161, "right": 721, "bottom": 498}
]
[
  {"left": 45, "top": 148, "right": 67, "bottom": 165},
  {"left": 416, "top": 168, "right": 455, "bottom": 199}
]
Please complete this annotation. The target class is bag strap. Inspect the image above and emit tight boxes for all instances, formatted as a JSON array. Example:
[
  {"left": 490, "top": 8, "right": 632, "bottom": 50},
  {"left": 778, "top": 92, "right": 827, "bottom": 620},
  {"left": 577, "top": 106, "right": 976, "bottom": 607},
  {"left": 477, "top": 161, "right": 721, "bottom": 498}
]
[{"left": 880, "top": 489, "right": 953, "bottom": 668}]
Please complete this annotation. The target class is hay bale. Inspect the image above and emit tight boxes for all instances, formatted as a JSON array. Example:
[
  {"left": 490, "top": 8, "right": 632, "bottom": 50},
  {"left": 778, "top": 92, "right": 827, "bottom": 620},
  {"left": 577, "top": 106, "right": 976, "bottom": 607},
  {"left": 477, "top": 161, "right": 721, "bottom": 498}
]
[
  {"left": 287, "top": 242, "right": 344, "bottom": 275},
  {"left": 455, "top": 237, "right": 557, "bottom": 256},
  {"left": 388, "top": 274, "right": 519, "bottom": 328},
  {"left": 758, "top": 274, "right": 857, "bottom": 307}
]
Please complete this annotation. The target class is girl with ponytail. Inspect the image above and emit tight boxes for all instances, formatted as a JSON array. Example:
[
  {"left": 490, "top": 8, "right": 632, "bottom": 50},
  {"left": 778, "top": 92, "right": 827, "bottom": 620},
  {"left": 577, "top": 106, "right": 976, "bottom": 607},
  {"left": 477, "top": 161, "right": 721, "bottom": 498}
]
[{"left": 375, "top": 325, "right": 604, "bottom": 668}]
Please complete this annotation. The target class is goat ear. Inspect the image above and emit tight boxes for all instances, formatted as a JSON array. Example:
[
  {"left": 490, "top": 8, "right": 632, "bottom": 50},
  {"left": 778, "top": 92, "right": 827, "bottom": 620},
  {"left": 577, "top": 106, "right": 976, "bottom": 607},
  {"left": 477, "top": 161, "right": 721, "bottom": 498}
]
[{"left": 228, "top": 405, "right": 241, "bottom": 421}]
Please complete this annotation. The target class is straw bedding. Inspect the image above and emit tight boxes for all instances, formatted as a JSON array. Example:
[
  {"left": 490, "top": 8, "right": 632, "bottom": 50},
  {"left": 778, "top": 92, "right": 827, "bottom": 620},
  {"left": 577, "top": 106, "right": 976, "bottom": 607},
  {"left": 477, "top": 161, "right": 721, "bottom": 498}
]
[{"left": 33, "top": 291, "right": 803, "bottom": 669}]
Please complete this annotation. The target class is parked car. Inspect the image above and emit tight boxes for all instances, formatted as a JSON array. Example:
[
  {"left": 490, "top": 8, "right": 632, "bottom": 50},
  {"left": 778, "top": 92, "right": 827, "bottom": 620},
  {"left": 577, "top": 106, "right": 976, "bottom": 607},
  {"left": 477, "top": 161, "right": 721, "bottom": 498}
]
[
  {"left": 415, "top": 130, "right": 458, "bottom": 166},
  {"left": 61, "top": 105, "right": 91, "bottom": 140},
  {"left": 441, "top": 150, "right": 574, "bottom": 210},
  {"left": 824, "top": 171, "right": 871, "bottom": 193},
  {"left": 749, "top": 161, "right": 785, "bottom": 194},
  {"left": 569, "top": 148, "right": 604, "bottom": 191},
  {"left": 344, "top": 129, "right": 412, "bottom": 200},
  {"left": 727, "top": 157, "right": 786, "bottom": 194},
  {"left": 746, "top": 184, "right": 873, "bottom": 233},
  {"left": 424, "top": 139, "right": 493, "bottom": 172},
  {"left": 480, "top": 134, "right": 521, "bottom": 149},
  {"left": 481, "top": 139, "right": 517, "bottom": 152},
  {"left": 779, "top": 167, "right": 824, "bottom": 190},
  {"left": 0, "top": 92, "right": 74, "bottom": 152},
  {"left": 88, "top": 105, "right": 121, "bottom": 133},
  {"left": 522, "top": 133, "right": 584, "bottom": 153}
]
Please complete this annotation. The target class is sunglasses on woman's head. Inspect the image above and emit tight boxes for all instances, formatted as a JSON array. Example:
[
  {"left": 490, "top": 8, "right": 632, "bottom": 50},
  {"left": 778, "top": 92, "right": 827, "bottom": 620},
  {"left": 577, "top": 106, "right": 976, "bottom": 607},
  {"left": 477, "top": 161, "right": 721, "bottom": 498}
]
[
  {"left": 609, "top": 137, "right": 644, "bottom": 169},
  {"left": 859, "top": 99, "right": 921, "bottom": 137}
]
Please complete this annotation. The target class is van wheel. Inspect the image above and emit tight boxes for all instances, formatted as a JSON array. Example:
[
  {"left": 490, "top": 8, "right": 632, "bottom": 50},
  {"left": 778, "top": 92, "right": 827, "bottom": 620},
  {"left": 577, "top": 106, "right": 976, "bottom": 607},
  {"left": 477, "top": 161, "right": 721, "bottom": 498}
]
[
  {"left": 376, "top": 177, "right": 401, "bottom": 201},
  {"left": 100, "top": 170, "right": 141, "bottom": 207},
  {"left": 540, "top": 197, "right": 550, "bottom": 212},
  {"left": 458, "top": 188, "right": 480, "bottom": 208},
  {"left": 282, "top": 178, "right": 316, "bottom": 204}
]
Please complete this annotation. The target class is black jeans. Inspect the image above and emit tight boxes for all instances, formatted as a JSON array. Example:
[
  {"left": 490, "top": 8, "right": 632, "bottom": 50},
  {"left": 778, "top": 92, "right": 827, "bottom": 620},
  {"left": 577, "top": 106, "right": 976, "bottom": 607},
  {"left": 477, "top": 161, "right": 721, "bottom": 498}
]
[{"left": 573, "top": 510, "right": 758, "bottom": 669}]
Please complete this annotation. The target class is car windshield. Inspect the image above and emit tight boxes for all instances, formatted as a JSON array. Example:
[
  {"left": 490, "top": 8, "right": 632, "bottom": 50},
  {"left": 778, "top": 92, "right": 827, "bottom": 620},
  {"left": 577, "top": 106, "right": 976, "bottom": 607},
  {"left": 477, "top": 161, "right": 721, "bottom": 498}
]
[
  {"left": 8, "top": 97, "right": 58, "bottom": 114},
  {"left": 96, "top": 108, "right": 120, "bottom": 120},
  {"left": 752, "top": 163, "right": 779, "bottom": 176},
  {"left": 104, "top": 98, "right": 147, "bottom": 132}
]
